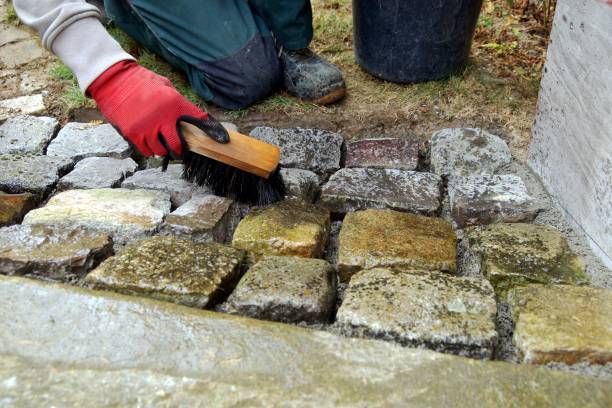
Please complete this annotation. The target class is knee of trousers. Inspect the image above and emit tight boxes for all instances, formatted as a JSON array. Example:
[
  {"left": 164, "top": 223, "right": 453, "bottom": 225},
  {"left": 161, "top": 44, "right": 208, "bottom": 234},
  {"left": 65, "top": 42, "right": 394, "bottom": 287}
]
[{"left": 197, "top": 34, "right": 282, "bottom": 110}]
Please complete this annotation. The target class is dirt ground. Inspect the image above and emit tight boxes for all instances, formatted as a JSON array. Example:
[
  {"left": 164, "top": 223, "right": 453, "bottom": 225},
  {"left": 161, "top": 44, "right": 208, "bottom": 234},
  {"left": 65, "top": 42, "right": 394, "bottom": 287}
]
[{"left": 7, "top": 0, "right": 554, "bottom": 161}]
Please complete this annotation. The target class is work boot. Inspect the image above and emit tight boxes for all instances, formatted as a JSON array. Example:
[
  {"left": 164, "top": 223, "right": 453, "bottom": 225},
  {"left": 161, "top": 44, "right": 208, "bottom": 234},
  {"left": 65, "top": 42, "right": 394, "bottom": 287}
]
[{"left": 280, "top": 48, "right": 346, "bottom": 105}]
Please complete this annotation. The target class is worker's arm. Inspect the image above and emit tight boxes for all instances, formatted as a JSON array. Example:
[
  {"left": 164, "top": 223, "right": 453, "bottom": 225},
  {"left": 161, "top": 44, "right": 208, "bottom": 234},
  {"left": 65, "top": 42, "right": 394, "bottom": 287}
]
[
  {"left": 13, "top": 0, "right": 223, "bottom": 158},
  {"left": 13, "top": 0, "right": 134, "bottom": 92}
]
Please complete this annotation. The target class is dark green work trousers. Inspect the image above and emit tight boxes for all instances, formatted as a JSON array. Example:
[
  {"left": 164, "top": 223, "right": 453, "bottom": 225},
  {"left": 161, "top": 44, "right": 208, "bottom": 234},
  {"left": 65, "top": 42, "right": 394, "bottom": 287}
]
[{"left": 104, "top": 0, "right": 313, "bottom": 109}]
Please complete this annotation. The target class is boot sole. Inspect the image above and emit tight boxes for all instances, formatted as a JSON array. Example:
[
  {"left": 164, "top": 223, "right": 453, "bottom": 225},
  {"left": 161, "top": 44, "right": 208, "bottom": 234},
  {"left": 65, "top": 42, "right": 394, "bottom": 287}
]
[{"left": 311, "top": 87, "right": 347, "bottom": 105}]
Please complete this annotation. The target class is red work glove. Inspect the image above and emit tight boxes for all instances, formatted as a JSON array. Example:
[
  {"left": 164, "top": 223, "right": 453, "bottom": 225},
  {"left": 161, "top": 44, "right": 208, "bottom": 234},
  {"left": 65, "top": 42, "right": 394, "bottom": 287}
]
[{"left": 87, "top": 60, "right": 227, "bottom": 157}]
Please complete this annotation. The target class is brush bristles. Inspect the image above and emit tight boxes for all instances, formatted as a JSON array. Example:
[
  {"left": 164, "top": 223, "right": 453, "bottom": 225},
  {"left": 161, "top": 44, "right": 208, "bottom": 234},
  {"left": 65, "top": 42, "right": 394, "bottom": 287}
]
[{"left": 182, "top": 151, "right": 286, "bottom": 205}]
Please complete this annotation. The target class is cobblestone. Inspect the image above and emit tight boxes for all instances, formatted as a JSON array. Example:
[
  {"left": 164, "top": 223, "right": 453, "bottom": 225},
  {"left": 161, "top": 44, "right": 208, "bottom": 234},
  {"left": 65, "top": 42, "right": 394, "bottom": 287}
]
[
  {"left": 345, "top": 137, "right": 419, "bottom": 170},
  {"left": 0, "top": 192, "right": 34, "bottom": 225},
  {"left": 0, "top": 154, "right": 73, "bottom": 197},
  {"left": 57, "top": 157, "right": 137, "bottom": 190},
  {"left": 46, "top": 122, "right": 131, "bottom": 160},
  {"left": 0, "top": 115, "right": 58, "bottom": 155}
]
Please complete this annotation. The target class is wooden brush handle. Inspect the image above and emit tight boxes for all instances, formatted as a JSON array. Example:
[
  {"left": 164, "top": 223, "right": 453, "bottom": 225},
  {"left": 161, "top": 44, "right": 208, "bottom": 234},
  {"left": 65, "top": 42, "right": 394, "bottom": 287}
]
[{"left": 180, "top": 122, "right": 281, "bottom": 179}]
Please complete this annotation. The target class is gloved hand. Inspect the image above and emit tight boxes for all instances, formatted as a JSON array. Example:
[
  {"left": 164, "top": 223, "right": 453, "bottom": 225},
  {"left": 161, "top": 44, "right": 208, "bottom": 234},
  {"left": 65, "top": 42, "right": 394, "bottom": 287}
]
[{"left": 87, "top": 60, "right": 226, "bottom": 157}]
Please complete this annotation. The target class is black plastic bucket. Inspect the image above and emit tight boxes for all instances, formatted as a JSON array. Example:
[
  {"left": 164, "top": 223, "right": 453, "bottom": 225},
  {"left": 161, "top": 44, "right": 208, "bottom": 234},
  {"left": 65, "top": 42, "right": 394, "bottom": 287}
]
[{"left": 353, "top": 0, "right": 484, "bottom": 83}]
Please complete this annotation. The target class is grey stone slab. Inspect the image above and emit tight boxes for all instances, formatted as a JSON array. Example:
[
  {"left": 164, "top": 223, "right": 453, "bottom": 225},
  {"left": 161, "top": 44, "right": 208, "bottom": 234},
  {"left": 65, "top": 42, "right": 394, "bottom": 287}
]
[
  {"left": 0, "top": 39, "right": 46, "bottom": 68},
  {"left": 319, "top": 168, "right": 441, "bottom": 215},
  {"left": 430, "top": 128, "right": 512, "bottom": 176},
  {"left": 57, "top": 157, "right": 137, "bottom": 190},
  {"left": 0, "top": 94, "right": 45, "bottom": 120},
  {"left": 46, "top": 122, "right": 131, "bottom": 160},
  {"left": 336, "top": 268, "right": 498, "bottom": 359},
  {"left": 345, "top": 137, "right": 419, "bottom": 170},
  {"left": 121, "top": 164, "right": 204, "bottom": 207},
  {"left": 1, "top": 276, "right": 610, "bottom": 407},
  {"left": 160, "top": 193, "right": 235, "bottom": 243},
  {"left": 448, "top": 174, "right": 544, "bottom": 228},
  {"left": 23, "top": 188, "right": 171, "bottom": 247},
  {"left": 0, "top": 224, "right": 112, "bottom": 281},
  {"left": 0, "top": 115, "right": 58, "bottom": 155},
  {"left": 219, "top": 256, "right": 335, "bottom": 324},
  {"left": 85, "top": 237, "right": 245, "bottom": 309},
  {"left": 0, "top": 25, "right": 30, "bottom": 47},
  {"left": 280, "top": 167, "right": 320, "bottom": 203},
  {"left": 0, "top": 154, "right": 74, "bottom": 196},
  {"left": 250, "top": 127, "right": 343, "bottom": 176}
]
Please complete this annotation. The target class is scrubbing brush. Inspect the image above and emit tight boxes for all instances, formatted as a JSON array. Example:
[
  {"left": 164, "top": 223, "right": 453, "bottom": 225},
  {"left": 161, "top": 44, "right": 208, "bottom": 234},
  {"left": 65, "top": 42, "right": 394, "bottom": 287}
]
[{"left": 179, "top": 118, "right": 285, "bottom": 205}]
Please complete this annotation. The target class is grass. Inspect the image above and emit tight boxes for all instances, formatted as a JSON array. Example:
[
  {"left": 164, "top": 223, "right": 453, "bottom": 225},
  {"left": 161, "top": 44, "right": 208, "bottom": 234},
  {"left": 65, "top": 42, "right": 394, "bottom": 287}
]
[
  {"left": 5, "top": 2, "right": 19, "bottom": 26},
  {"left": 49, "top": 63, "right": 95, "bottom": 110}
]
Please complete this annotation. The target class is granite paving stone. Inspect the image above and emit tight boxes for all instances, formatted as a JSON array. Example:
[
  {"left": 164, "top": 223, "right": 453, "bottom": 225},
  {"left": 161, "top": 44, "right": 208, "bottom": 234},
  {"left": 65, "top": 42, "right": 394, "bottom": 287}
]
[
  {"left": 85, "top": 237, "right": 245, "bottom": 308},
  {"left": 509, "top": 284, "right": 612, "bottom": 365},
  {"left": 448, "top": 174, "right": 544, "bottom": 228},
  {"left": 0, "top": 39, "right": 46, "bottom": 68},
  {"left": 22, "top": 188, "right": 171, "bottom": 247},
  {"left": 430, "top": 128, "right": 512, "bottom": 176},
  {"left": 46, "top": 122, "right": 131, "bottom": 160},
  {"left": 160, "top": 193, "right": 235, "bottom": 243},
  {"left": 121, "top": 164, "right": 204, "bottom": 207},
  {"left": 345, "top": 137, "right": 419, "bottom": 170},
  {"left": 57, "top": 157, "right": 138, "bottom": 190},
  {"left": 0, "top": 94, "right": 45, "bottom": 120},
  {"left": 0, "top": 224, "right": 112, "bottom": 281},
  {"left": 0, "top": 192, "right": 34, "bottom": 225},
  {"left": 250, "top": 127, "right": 343, "bottom": 177},
  {"left": 0, "top": 154, "right": 73, "bottom": 197},
  {"left": 2, "top": 276, "right": 610, "bottom": 407},
  {"left": 232, "top": 201, "right": 330, "bottom": 261},
  {"left": 0, "top": 115, "right": 58, "bottom": 155},
  {"left": 460, "top": 223, "right": 589, "bottom": 298},
  {"left": 336, "top": 268, "right": 498, "bottom": 358},
  {"left": 337, "top": 209, "right": 456, "bottom": 282},
  {"left": 319, "top": 168, "right": 441, "bottom": 214},
  {"left": 219, "top": 256, "right": 336, "bottom": 324},
  {"left": 280, "top": 167, "right": 320, "bottom": 203}
]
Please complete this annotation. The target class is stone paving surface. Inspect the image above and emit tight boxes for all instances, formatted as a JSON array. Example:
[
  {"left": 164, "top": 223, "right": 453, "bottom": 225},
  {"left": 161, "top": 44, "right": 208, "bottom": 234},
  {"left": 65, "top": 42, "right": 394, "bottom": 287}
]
[
  {"left": 0, "top": 115, "right": 58, "bottom": 155},
  {"left": 320, "top": 168, "right": 441, "bottom": 215},
  {"left": 0, "top": 225, "right": 112, "bottom": 281},
  {"left": 345, "top": 137, "right": 419, "bottom": 170},
  {"left": 430, "top": 128, "right": 512, "bottom": 176},
  {"left": 0, "top": 39, "right": 46, "bottom": 68},
  {"left": 250, "top": 127, "right": 343, "bottom": 177},
  {"left": 232, "top": 201, "right": 330, "bottom": 261},
  {"left": 85, "top": 237, "right": 245, "bottom": 308},
  {"left": 121, "top": 163, "right": 204, "bottom": 207},
  {"left": 460, "top": 223, "right": 589, "bottom": 298},
  {"left": 280, "top": 167, "right": 320, "bottom": 203},
  {"left": 0, "top": 154, "right": 73, "bottom": 197},
  {"left": 220, "top": 256, "right": 335, "bottom": 324},
  {"left": 160, "top": 193, "right": 236, "bottom": 243},
  {"left": 338, "top": 210, "right": 456, "bottom": 282},
  {"left": 336, "top": 268, "right": 498, "bottom": 358},
  {"left": 0, "top": 192, "right": 34, "bottom": 225},
  {"left": 46, "top": 122, "right": 131, "bottom": 160},
  {"left": 1, "top": 276, "right": 611, "bottom": 407},
  {"left": 0, "top": 94, "right": 45, "bottom": 120},
  {"left": 57, "top": 156, "right": 138, "bottom": 190},
  {"left": 448, "top": 174, "right": 543, "bottom": 228},
  {"left": 509, "top": 284, "right": 612, "bottom": 366},
  {"left": 23, "top": 188, "right": 171, "bottom": 247}
]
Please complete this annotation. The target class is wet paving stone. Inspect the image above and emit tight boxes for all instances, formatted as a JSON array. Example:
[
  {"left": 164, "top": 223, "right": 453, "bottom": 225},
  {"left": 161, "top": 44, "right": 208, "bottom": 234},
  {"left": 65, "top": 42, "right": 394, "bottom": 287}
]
[
  {"left": 460, "top": 223, "right": 589, "bottom": 298},
  {"left": 345, "top": 137, "right": 419, "bottom": 170},
  {"left": 23, "top": 188, "right": 171, "bottom": 247},
  {"left": 0, "top": 224, "right": 112, "bottom": 281},
  {"left": 0, "top": 115, "right": 58, "bottom": 155},
  {"left": 0, "top": 154, "right": 73, "bottom": 197},
  {"left": 280, "top": 168, "right": 320, "bottom": 203},
  {"left": 46, "top": 122, "right": 131, "bottom": 160},
  {"left": 121, "top": 164, "right": 204, "bottom": 207},
  {"left": 232, "top": 201, "right": 330, "bottom": 261},
  {"left": 85, "top": 236, "right": 245, "bottom": 309},
  {"left": 337, "top": 209, "right": 456, "bottom": 282},
  {"left": 319, "top": 168, "right": 441, "bottom": 214},
  {"left": 219, "top": 256, "right": 335, "bottom": 324},
  {"left": 509, "top": 284, "right": 612, "bottom": 366},
  {"left": 430, "top": 128, "right": 512, "bottom": 176},
  {"left": 250, "top": 127, "right": 343, "bottom": 177},
  {"left": 0, "top": 192, "right": 35, "bottom": 226},
  {"left": 57, "top": 157, "right": 137, "bottom": 190},
  {"left": 160, "top": 193, "right": 235, "bottom": 243},
  {"left": 336, "top": 268, "right": 497, "bottom": 358},
  {"left": 448, "top": 174, "right": 544, "bottom": 228},
  {"left": 0, "top": 94, "right": 45, "bottom": 120}
]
